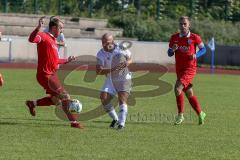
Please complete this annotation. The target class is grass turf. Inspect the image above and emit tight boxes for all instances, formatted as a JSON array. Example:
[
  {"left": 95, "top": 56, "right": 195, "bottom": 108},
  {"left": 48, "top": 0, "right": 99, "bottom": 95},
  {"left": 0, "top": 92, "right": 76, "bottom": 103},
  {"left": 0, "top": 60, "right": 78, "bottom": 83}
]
[{"left": 0, "top": 68, "right": 239, "bottom": 160}]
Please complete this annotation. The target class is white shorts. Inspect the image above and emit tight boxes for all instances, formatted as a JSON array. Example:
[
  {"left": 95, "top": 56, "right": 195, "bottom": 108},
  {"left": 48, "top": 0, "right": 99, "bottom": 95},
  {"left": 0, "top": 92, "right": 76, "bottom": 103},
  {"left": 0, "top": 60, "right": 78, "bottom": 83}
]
[{"left": 101, "top": 77, "right": 132, "bottom": 96}]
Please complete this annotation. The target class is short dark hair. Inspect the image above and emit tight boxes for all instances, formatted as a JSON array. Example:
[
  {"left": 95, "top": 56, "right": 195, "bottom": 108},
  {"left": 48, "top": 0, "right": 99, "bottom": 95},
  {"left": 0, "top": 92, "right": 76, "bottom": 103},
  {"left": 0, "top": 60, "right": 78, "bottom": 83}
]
[{"left": 48, "top": 17, "right": 63, "bottom": 29}]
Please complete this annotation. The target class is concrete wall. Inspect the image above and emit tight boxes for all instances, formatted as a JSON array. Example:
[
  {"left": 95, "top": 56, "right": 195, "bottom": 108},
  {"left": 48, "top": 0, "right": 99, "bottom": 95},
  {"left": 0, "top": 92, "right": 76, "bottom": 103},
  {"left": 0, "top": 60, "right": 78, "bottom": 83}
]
[
  {"left": 0, "top": 36, "right": 173, "bottom": 64},
  {"left": 0, "top": 13, "right": 108, "bottom": 29},
  {"left": 0, "top": 13, "right": 122, "bottom": 38}
]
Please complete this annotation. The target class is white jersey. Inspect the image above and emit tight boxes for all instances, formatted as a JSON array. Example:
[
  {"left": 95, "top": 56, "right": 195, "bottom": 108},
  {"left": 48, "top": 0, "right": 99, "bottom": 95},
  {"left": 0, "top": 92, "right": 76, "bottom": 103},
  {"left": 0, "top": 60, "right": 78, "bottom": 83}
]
[{"left": 96, "top": 45, "right": 132, "bottom": 81}]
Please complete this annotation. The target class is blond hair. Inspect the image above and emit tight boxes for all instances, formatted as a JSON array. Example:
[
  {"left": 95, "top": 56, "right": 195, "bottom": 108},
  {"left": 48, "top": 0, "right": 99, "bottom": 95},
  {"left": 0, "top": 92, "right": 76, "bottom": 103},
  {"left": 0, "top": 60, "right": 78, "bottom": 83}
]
[{"left": 179, "top": 16, "right": 190, "bottom": 22}]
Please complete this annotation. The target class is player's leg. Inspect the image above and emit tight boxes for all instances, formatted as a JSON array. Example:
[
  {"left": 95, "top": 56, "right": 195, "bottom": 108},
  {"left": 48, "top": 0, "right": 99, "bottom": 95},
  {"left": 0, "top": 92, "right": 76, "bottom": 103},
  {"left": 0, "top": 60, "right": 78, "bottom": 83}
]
[
  {"left": 174, "top": 80, "right": 185, "bottom": 125},
  {"left": 25, "top": 96, "right": 54, "bottom": 116},
  {"left": 25, "top": 75, "right": 55, "bottom": 116},
  {"left": 117, "top": 91, "right": 129, "bottom": 129},
  {"left": 100, "top": 91, "right": 118, "bottom": 128},
  {"left": 185, "top": 87, "right": 206, "bottom": 125},
  {"left": 51, "top": 93, "right": 83, "bottom": 128},
  {"left": 49, "top": 74, "right": 83, "bottom": 129},
  {"left": 100, "top": 78, "right": 119, "bottom": 128}
]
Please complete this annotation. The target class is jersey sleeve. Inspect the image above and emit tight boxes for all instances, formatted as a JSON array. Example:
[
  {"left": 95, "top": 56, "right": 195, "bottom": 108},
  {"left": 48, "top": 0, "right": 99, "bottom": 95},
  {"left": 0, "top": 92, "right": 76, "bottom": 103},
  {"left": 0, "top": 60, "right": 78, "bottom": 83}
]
[
  {"left": 168, "top": 35, "right": 175, "bottom": 48},
  {"left": 58, "top": 58, "right": 67, "bottom": 64},
  {"left": 96, "top": 50, "right": 104, "bottom": 66},
  {"left": 28, "top": 29, "right": 44, "bottom": 44},
  {"left": 195, "top": 34, "right": 204, "bottom": 48},
  {"left": 59, "top": 33, "right": 65, "bottom": 42},
  {"left": 123, "top": 49, "right": 132, "bottom": 60}
]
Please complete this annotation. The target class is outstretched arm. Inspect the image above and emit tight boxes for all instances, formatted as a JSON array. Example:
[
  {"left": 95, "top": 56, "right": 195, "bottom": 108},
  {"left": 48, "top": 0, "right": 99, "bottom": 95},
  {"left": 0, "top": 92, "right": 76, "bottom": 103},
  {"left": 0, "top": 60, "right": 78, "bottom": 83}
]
[
  {"left": 58, "top": 56, "right": 75, "bottom": 64},
  {"left": 29, "top": 16, "right": 45, "bottom": 43}
]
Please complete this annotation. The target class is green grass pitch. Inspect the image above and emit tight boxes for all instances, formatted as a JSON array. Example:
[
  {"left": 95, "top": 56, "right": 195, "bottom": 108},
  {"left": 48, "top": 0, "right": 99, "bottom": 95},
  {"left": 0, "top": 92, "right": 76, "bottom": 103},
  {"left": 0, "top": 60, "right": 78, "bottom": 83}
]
[{"left": 0, "top": 69, "right": 239, "bottom": 160}]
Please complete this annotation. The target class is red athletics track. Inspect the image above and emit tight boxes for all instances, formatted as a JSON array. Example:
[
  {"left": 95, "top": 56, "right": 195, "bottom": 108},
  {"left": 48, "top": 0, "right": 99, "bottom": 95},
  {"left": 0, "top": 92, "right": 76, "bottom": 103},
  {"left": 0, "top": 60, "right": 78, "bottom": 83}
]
[{"left": 0, "top": 63, "right": 239, "bottom": 75}]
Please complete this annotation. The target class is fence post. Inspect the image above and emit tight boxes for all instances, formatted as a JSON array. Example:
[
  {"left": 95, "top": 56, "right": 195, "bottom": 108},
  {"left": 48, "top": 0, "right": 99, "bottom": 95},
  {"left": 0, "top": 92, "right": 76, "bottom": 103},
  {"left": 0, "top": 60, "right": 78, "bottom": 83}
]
[
  {"left": 4, "top": 0, "right": 8, "bottom": 13},
  {"left": 156, "top": 0, "right": 160, "bottom": 20},
  {"left": 88, "top": 0, "right": 93, "bottom": 17},
  {"left": 9, "top": 39, "right": 12, "bottom": 62},
  {"left": 58, "top": 0, "right": 62, "bottom": 15},
  {"left": 34, "top": 0, "right": 38, "bottom": 14}
]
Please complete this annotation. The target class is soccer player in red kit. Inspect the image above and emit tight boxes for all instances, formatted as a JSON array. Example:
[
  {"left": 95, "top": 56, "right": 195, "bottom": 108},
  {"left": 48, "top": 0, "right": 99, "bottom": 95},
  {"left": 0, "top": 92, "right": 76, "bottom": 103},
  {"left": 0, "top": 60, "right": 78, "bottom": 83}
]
[
  {"left": 168, "top": 16, "right": 206, "bottom": 125},
  {"left": 26, "top": 16, "right": 83, "bottom": 129}
]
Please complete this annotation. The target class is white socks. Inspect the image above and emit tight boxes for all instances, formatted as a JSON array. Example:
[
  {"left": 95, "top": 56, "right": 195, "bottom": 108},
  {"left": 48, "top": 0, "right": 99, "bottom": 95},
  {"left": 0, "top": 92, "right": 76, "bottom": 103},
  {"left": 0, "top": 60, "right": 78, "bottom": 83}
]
[
  {"left": 118, "top": 104, "right": 128, "bottom": 126},
  {"left": 108, "top": 109, "right": 118, "bottom": 121},
  {"left": 104, "top": 103, "right": 118, "bottom": 121}
]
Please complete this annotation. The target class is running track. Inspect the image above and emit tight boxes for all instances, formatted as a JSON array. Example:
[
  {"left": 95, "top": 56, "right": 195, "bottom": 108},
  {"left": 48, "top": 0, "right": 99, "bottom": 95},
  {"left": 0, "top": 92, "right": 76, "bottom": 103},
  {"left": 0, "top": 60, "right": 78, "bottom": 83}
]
[{"left": 0, "top": 63, "right": 239, "bottom": 75}]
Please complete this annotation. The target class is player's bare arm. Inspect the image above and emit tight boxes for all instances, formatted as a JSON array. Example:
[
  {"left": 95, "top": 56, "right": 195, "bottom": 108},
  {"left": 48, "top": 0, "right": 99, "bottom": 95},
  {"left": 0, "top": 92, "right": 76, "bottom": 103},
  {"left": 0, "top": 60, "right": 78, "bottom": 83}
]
[
  {"left": 57, "top": 41, "right": 65, "bottom": 46},
  {"left": 36, "top": 16, "right": 46, "bottom": 30},
  {"left": 96, "top": 65, "right": 111, "bottom": 75},
  {"left": 29, "top": 16, "right": 46, "bottom": 43}
]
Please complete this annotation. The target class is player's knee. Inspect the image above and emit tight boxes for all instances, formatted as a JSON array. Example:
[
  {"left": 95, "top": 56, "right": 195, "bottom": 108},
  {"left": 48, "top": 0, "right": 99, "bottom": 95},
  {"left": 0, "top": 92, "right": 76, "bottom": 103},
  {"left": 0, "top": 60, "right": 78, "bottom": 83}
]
[
  {"left": 174, "top": 87, "right": 182, "bottom": 96},
  {"left": 118, "top": 98, "right": 127, "bottom": 105},
  {"left": 185, "top": 89, "right": 194, "bottom": 99},
  {"left": 100, "top": 93, "right": 110, "bottom": 105},
  {"left": 53, "top": 92, "right": 70, "bottom": 106},
  {"left": 51, "top": 96, "right": 62, "bottom": 106}
]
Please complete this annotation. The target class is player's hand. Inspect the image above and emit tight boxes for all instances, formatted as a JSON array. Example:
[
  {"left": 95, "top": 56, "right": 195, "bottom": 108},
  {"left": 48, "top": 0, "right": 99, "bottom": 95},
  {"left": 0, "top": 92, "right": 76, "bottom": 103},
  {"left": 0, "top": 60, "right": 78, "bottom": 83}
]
[
  {"left": 172, "top": 44, "right": 178, "bottom": 52},
  {"left": 37, "top": 16, "right": 46, "bottom": 30},
  {"left": 0, "top": 74, "right": 4, "bottom": 86},
  {"left": 67, "top": 56, "right": 76, "bottom": 63}
]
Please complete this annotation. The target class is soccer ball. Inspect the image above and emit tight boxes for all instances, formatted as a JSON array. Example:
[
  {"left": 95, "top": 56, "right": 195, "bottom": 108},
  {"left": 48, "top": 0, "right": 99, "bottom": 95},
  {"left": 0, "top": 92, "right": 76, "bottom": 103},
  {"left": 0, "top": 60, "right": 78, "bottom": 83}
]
[{"left": 68, "top": 99, "right": 82, "bottom": 114}]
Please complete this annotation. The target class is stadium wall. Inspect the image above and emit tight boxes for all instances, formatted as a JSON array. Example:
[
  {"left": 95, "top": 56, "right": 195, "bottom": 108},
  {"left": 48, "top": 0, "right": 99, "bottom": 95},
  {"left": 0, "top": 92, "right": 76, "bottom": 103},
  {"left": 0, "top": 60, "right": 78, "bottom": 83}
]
[
  {"left": 2, "top": 36, "right": 239, "bottom": 66},
  {"left": 0, "top": 36, "right": 173, "bottom": 64}
]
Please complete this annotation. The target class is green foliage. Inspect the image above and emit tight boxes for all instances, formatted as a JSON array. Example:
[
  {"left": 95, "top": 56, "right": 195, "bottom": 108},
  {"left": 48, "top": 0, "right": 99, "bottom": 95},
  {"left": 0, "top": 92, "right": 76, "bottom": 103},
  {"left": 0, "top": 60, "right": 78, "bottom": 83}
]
[{"left": 109, "top": 14, "right": 240, "bottom": 45}]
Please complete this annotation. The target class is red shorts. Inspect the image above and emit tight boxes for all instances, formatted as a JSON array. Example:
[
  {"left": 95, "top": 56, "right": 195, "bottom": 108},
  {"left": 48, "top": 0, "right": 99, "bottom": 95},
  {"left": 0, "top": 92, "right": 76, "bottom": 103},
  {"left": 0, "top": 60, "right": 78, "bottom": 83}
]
[
  {"left": 177, "top": 68, "right": 196, "bottom": 91},
  {"left": 36, "top": 73, "right": 66, "bottom": 96}
]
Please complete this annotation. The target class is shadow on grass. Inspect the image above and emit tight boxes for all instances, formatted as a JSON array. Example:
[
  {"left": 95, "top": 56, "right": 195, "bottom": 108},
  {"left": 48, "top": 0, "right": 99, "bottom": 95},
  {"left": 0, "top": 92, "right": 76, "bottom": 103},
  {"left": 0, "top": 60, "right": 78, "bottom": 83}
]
[
  {"left": 91, "top": 120, "right": 196, "bottom": 126},
  {"left": 0, "top": 117, "right": 68, "bottom": 127}
]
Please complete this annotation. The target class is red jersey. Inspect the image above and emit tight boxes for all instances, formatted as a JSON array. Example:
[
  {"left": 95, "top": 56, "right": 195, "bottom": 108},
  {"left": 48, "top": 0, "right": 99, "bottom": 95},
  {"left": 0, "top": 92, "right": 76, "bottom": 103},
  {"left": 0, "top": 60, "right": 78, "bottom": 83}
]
[
  {"left": 169, "top": 32, "right": 202, "bottom": 73},
  {"left": 29, "top": 29, "right": 66, "bottom": 75}
]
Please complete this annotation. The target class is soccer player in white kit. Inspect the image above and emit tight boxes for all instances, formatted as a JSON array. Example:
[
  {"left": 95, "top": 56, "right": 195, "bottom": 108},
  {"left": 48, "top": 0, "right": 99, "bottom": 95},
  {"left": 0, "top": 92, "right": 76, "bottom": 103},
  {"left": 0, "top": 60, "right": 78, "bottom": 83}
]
[{"left": 96, "top": 33, "right": 132, "bottom": 130}]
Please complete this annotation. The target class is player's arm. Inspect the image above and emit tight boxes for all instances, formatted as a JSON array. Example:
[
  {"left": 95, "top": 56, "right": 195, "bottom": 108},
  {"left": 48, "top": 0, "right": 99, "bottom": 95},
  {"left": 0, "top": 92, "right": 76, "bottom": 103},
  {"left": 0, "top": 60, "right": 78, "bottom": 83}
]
[
  {"left": 28, "top": 16, "right": 45, "bottom": 43},
  {"left": 96, "top": 65, "right": 111, "bottom": 75},
  {"left": 58, "top": 56, "right": 75, "bottom": 64},
  {"left": 0, "top": 73, "right": 4, "bottom": 86},
  {"left": 125, "top": 49, "right": 132, "bottom": 66},
  {"left": 168, "top": 36, "right": 178, "bottom": 57},
  {"left": 190, "top": 36, "right": 207, "bottom": 60},
  {"left": 195, "top": 42, "right": 206, "bottom": 58},
  {"left": 57, "top": 41, "right": 65, "bottom": 46},
  {"left": 57, "top": 33, "right": 65, "bottom": 47}
]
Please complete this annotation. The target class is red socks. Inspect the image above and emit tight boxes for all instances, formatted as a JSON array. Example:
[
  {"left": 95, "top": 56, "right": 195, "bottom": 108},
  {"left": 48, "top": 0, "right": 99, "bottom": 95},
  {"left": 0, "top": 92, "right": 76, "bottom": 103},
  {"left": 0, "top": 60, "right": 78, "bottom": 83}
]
[
  {"left": 176, "top": 93, "right": 184, "bottom": 113},
  {"left": 36, "top": 97, "right": 54, "bottom": 106},
  {"left": 62, "top": 100, "right": 78, "bottom": 122},
  {"left": 35, "top": 97, "right": 78, "bottom": 123},
  {"left": 188, "top": 96, "right": 202, "bottom": 115}
]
